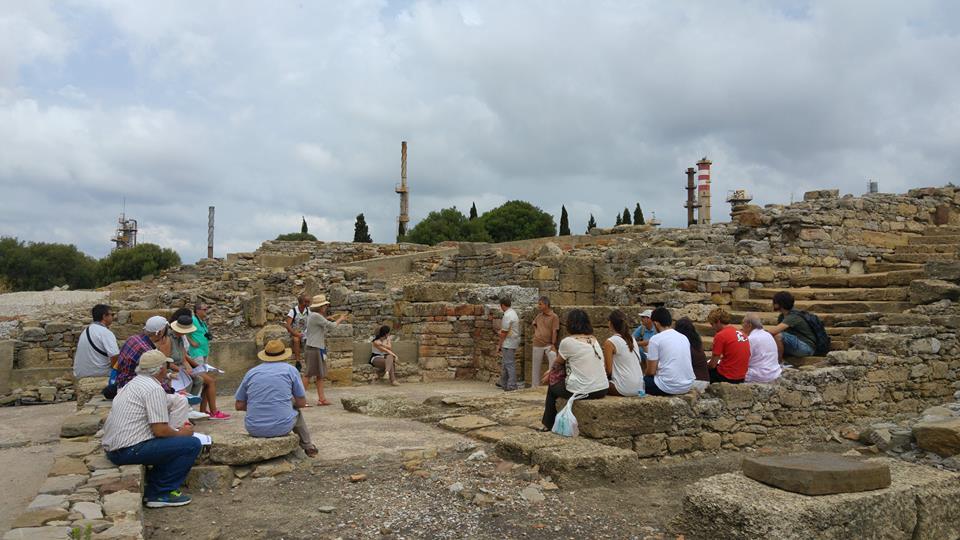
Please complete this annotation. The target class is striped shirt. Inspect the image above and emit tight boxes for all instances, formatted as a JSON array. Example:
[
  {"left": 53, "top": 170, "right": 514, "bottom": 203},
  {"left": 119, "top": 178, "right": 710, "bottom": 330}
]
[{"left": 101, "top": 375, "right": 169, "bottom": 452}]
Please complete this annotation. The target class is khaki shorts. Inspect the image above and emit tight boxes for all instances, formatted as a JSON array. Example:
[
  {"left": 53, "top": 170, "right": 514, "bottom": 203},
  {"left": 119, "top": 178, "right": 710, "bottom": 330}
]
[{"left": 305, "top": 346, "right": 327, "bottom": 378}]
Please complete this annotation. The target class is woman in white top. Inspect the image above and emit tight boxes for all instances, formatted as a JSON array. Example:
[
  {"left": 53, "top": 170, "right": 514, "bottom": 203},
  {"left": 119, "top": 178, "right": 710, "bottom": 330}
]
[
  {"left": 540, "top": 309, "right": 609, "bottom": 431},
  {"left": 602, "top": 310, "right": 644, "bottom": 396},
  {"left": 370, "top": 325, "right": 400, "bottom": 386}
]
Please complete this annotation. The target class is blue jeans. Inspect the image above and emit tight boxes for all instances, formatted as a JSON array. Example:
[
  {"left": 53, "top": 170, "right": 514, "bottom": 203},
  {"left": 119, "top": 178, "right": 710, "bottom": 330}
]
[
  {"left": 107, "top": 437, "right": 202, "bottom": 499},
  {"left": 643, "top": 375, "right": 670, "bottom": 396},
  {"left": 782, "top": 332, "right": 815, "bottom": 357}
]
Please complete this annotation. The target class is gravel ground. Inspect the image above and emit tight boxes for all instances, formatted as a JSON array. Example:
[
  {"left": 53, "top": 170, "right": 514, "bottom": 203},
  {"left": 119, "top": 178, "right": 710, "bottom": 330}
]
[{"left": 0, "top": 290, "right": 108, "bottom": 318}]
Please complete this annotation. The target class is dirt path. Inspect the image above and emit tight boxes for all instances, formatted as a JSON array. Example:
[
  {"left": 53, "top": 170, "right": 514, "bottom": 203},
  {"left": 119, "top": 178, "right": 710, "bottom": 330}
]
[{"left": 0, "top": 402, "right": 76, "bottom": 535}]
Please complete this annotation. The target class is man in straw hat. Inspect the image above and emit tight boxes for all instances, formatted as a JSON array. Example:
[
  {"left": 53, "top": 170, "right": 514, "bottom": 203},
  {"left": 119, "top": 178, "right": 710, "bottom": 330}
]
[
  {"left": 303, "top": 294, "right": 348, "bottom": 406},
  {"left": 234, "top": 339, "right": 318, "bottom": 457},
  {"left": 102, "top": 350, "right": 202, "bottom": 508}
]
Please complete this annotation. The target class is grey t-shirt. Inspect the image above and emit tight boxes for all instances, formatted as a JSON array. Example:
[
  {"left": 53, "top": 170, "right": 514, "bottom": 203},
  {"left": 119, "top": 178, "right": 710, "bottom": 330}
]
[
  {"left": 305, "top": 312, "right": 336, "bottom": 349},
  {"left": 234, "top": 362, "right": 306, "bottom": 438}
]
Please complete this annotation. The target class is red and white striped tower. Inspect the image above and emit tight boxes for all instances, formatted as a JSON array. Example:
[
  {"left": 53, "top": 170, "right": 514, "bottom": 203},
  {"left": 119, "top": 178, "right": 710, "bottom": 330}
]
[{"left": 696, "top": 156, "right": 712, "bottom": 225}]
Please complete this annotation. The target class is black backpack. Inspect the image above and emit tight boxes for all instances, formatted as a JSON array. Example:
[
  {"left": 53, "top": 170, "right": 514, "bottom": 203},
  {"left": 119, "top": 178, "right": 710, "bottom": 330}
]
[{"left": 795, "top": 310, "right": 831, "bottom": 356}]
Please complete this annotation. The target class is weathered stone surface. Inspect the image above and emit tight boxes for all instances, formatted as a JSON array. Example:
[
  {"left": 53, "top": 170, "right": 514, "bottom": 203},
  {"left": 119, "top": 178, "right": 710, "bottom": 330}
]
[
  {"left": 909, "top": 279, "right": 960, "bottom": 304},
  {"left": 564, "top": 396, "right": 680, "bottom": 438},
  {"left": 10, "top": 508, "right": 69, "bottom": 528},
  {"left": 925, "top": 261, "right": 960, "bottom": 281},
  {"left": 340, "top": 396, "right": 433, "bottom": 419},
  {"left": 101, "top": 490, "right": 142, "bottom": 517},
  {"left": 742, "top": 453, "right": 891, "bottom": 495},
  {"left": 3, "top": 527, "right": 71, "bottom": 540},
  {"left": 26, "top": 494, "right": 68, "bottom": 511},
  {"left": 49, "top": 456, "right": 90, "bottom": 476},
  {"left": 207, "top": 432, "right": 300, "bottom": 466},
  {"left": 71, "top": 501, "right": 104, "bottom": 520},
  {"left": 252, "top": 459, "right": 295, "bottom": 478},
  {"left": 91, "top": 518, "right": 142, "bottom": 539},
  {"left": 38, "top": 475, "right": 87, "bottom": 495},
  {"left": 60, "top": 414, "right": 102, "bottom": 438},
  {"left": 674, "top": 459, "right": 960, "bottom": 540},
  {"left": 438, "top": 415, "right": 498, "bottom": 433},
  {"left": 496, "top": 431, "right": 640, "bottom": 487},
  {"left": 469, "top": 425, "right": 531, "bottom": 443},
  {"left": 185, "top": 465, "right": 234, "bottom": 490},
  {"left": 913, "top": 418, "right": 960, "bottom": 457}
]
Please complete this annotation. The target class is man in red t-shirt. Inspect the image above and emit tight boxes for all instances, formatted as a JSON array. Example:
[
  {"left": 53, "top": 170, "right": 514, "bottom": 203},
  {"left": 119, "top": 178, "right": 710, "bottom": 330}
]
[{"left": 707, "top": 308, "right": 750, "bottom": 384}]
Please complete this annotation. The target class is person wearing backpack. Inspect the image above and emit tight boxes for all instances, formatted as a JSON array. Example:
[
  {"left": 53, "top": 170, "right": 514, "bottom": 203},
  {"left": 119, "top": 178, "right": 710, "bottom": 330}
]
[{"left": 769, "top": 291, "right": 817, "bottom": 360}]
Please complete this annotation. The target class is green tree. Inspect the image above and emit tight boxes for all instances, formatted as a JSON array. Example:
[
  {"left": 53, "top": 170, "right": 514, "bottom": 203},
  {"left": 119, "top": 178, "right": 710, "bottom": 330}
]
[
  {"left": 98, "top": 243, "right": 181, "bottom": 286},
  {"left": 469, "top": 202, "right": 478, "bottom": 220},
  {"left": 586, "top": 214, "right": 597, "bottom": 233},
  {"left": 276, "top": 232, "right": 317, "bottom": 241},
  {"left": 0, "top": 237, "right": 98, "bottom": 291},
  {"left": 622, "top": 208, "right": 632, "bottom": 225},
  {"left": 633, "top": 203, "right": 643, "bottom": 225},
  {"left": 301, "top": 217, "right": 308, "bottom": 234},
  {"left": 406, "top": 207, "right": 491, "bottom": 246},
  {"left": 615, "top": 213, "right": 622, "bottom": 226},
  {"left": 478, "top": 200, "right": 556, "bottom": 243},
  {"left": 559, "top": 205, "right": 571, "bottom": 236},
  {"left": 353, "top": 213, "right": 373, "bottom": 243}
]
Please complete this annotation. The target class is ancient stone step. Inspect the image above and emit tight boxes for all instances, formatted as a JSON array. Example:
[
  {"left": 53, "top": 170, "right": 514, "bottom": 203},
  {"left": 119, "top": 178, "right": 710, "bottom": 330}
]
[
  {"left": 742, "top": 453, "right": 891, "bottom": 495},
  {"left": 908, "top": 235, "right": 960, "bottom": 245},
  {"left": 923, "top": 225, "right": 960, "bottom": 236},
  {"left": 897, "top": 243, "right": 960, "bottom": 254},
  {"left": 863, "top": 261, "right": 923, "bottom": 273},
  {"left": 783, "top": 356, "right": 828, "bottom": 368},
  {"left": 749, "top": 287, "right": 908, "bottom": 302},
  {"left": 884, "top": 252, "right": 958, "bottom": 264},
  {"left": 789, "top": 270, "right": 922, "bottom": 288},
  {"left": 495, "top": 431, "right": 641, "bottom": 488},
  {"left": 732, "top": 299, "right": 912, "bottom": 314}
]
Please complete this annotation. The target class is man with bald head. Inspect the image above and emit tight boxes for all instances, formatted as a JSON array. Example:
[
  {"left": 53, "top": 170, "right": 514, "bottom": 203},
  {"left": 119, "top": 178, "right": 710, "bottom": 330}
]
[{"left": 741, "top": 312, "right": 781, "bottom": 383}]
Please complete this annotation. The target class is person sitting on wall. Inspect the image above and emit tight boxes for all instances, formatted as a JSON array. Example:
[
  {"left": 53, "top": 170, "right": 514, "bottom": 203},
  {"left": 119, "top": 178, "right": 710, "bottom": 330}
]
[
  {"left": 73, "top": 304, "right": 121, "bottom": 404},
  {"left": 540, "top": 309, "right": 609, "bottom": 431},
  {"left": 706, "top": 308, "right": 751, "bottom": 384},
  {"left": 234, "top": 339, "right": 318, "bottom": 457},
  {"left": 304, "top": 294, "right": 349, "bottom": 406},
  {"left": 673, "top": 317, "right": 711, "bottom": 390},
  {"left": 741, "top": 312, "right": 782, "bottom": 383},
  {"left": 115, "top": 315, "right": 172, "bottom": 390},
  {"left": 602, "top": 310, "right": 644, "bottom": 396},
  {"left": 168, "top": 310, "right": 229, "bottom": 419},
  {"left": 370, "top": 325, "right": 400, "bottom": 386},
  {"left": 631, "top": 309, "right": 658, "bottom": 361},
  {"left": 643, "top": 307, "right": 695, "bottom": 396},
  {"left": 101, "top": 350, "right": 202, "bottom": 508},
  {"left": 768, "top": 291, "right": 816, "bottom": 360}
]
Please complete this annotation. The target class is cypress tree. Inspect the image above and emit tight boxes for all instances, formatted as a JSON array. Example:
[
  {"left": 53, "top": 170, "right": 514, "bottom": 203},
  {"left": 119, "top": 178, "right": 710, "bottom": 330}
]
[
  {"left": 559, "top": 206, "right": 571, "bottom": 236},
  {"left": 469, "top": 202, "right": 478, "bottom": 220},
  {"left": 622, "top": 208, "right": 632, "bottom": 225},
  {"left": 633, "top": 204, "right": 642, "bottom": 226},
  {"left": 301, "top": 217, "right": 308, "bottom": 234},
  {"left": 354, "top": 214, "right": 372, "bottom": 243},
  {"left": 615, "top": 213, "right": 622, "bottom": 226},
  {"left": 586, "top": 214, "right": 597, "bottom": 233}
]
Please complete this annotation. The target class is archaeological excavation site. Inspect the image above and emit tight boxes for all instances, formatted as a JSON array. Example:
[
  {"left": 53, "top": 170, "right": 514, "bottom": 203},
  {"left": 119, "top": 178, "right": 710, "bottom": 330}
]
[{"left": 4, "top": 186, "right": 960, "bottom": 540}]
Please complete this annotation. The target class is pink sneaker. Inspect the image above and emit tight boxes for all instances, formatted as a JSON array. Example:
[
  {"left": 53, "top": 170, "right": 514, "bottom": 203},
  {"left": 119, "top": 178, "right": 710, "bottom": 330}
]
[{"left": 209, "top": 410, "right": 231, "bottom": 420}]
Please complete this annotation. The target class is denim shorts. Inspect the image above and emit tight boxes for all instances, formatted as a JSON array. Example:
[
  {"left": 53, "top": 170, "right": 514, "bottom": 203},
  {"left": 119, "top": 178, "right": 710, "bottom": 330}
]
[{"left": 782, "top": 332, "right": 815, "bottom": 357}]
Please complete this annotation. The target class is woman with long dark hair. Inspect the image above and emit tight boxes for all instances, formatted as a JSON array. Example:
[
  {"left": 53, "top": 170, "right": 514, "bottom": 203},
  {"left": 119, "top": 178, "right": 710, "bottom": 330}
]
[
  {"left": 370, "top": 325, "right": 400, "bottom": 386},
  {"left": 540, "top": 309, "right": 608, "bottom": 431},
  {"left": 674, "top": 317, "right": 710, "bottom": 382},
  {"left": 602, "top": 310, "right": 644, "bottom": 396}
]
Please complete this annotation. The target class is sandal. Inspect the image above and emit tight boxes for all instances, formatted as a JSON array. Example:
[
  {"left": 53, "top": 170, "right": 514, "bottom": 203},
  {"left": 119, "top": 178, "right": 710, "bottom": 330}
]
[
  {"left": 537, "top": 427, "right": 552, "bottom": 432},
  {"left": 317, "top": 400, "right": 331, "bottom": 406}
]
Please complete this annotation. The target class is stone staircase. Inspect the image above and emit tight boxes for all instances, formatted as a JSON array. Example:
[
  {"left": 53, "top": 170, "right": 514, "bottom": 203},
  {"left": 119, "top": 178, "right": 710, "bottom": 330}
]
[{"left": 696, "top": 226, "right": 960, "bottom": 366}]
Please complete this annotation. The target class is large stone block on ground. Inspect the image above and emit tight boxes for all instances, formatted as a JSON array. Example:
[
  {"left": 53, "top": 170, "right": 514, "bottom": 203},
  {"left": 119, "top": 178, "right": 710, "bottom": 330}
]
[
  {"left": 3, "top": 527, "right": 71, "bottom": 540},
  {"left": 185, "top": 465, "right": 234, "bottom": 490},
  {"left": 60, "top": 414, "right": 102, "bottom": 438},
  {"left": 495, "top": 431, "right": 640, "bottom": 487},
  {"left": 438, "top": 415, "right": 498, "bottom": 433},
  {"left": 563, "top": 396, "right": 681, "bottom": 438},
  {"left": 909, "top": 279, "right": 960, "bottom": 304},
  {"left": 10, "top": 508, "right": 69, "bottom": 528},
  {"left": 340, "top": 396, "right": 434, "bottom": 419},
  {"left": 673, "top": 459, "right": 960, "bottom": 540},
  {"left": 742, "top": 453, "right": 891, "bottom": 495},
  {"left": 207, "top": 432, "right": 300, "bottom": 466},
  {"left": 912, "top": 417, "right": 960, "bottom": 457}
]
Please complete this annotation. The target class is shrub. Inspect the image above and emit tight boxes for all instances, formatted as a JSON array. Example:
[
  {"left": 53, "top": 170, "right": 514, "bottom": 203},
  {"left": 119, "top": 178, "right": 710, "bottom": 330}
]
[{"left": 97, "top": 243, "right": 181, "bottom": 286}]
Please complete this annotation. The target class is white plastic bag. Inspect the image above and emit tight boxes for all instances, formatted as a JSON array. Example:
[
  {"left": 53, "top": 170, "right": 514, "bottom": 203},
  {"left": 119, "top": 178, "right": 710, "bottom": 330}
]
[{"left": 552, "top": 393, "right": 586, "bottom": 437}]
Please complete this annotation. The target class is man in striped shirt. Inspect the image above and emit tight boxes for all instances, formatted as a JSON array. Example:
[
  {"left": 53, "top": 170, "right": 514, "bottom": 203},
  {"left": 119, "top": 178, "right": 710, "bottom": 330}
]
[{"left": 102, "top": 350, "right": 202, "bottom": 508}]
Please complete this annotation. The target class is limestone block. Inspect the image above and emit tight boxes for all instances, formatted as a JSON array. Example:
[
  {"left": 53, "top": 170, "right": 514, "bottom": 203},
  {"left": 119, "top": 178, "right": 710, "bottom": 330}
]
[
  {"left": 559, "top": 273, "right": 594, "bottom": 293},
  {"left": 71, "top": 501, "right": 103, "bottom": 520},
  {"left": 861, "top": 230, "right": 909, "bottom": 248},
  {"left": 242, "top": 293, "right": 266, "bottom": 327},
  {"left": 742, "top": 453, "right": 891, "bottom": 495},
  {"left": 731, "top": 432, "right": 758, "bottom": 447},
  {"left": 60, "top": 414, "right": 102, "bottom": 438},
  {"left": 913, "top": 418, "right": 960, "bottom": 457},
  {"left": 707, "top": 383, "right": 757, "bottom": 409},
  {"left": 799, "top": 228, "right": 831, "bottom": 242},
  {"left": 925, "top": 261, "right": 960, "bottom": 282},
  {"left": 697, "top": 270, "right": 730, "bottom": 283},
  {"left": 700, "top": 432, "right": 722, "bottom": 451},
  {"left": 530, "top": 267, "right": 556, "bottom": 281},
  {"left": 48, "top": 457, "right": 89, "bottom": 476},
  {"left": 185, "top": 465, "right": 234, "bottom": 490},
  {"left": 207, "top": 432, "right": 300, "bottom": 466},
  {"left": 3, "top": 527, "right": 71, "bottom": 540},
  {"left": 16, "top": 347, "right": 48, "bottom": 368},
  {"left": 633, "top": 434, "right": 666, "bottom": 458},
  {"left": 438, "top": 415, "right": 498, "bottom": 433},
  {"left": 909, "top": 279, "right": 960, "bottom": 304},
  {"left": 10, "top": 508, "right": 69, "bottom": 528},
  {"left": 667, "top": 436, "right": 697, "bottom": 454},
  {"left": 803, "top": 189, "right": 840, "bottom": 201},
  {"left": 402, "top": 282, "right": 463, "bottom": 302},
  {"left": 675, "top": 460, "right": 960, "bottom": 540},
  {"left": 563, "top": 396, "right": 679, "bottom": 438},
  {"left": 27, "top": 495, "right": 68, "bottom": 511},
  {"left": 252, "top": 459, "right": 295, "bottom": 478}
]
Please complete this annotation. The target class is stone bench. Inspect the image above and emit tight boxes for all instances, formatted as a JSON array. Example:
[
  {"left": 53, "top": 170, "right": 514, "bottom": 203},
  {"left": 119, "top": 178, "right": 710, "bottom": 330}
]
[
  {"left": 203, "top": 432, "right": 301, "bottom": 466},
  {"left": 495, "top": 431, "right": 640, "bottom": 487}
]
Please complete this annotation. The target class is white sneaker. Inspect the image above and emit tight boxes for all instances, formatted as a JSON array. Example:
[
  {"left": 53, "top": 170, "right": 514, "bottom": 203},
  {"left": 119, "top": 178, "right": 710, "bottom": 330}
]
[{"left": 187, "top": 411, "right": 209, "bottom": 420}]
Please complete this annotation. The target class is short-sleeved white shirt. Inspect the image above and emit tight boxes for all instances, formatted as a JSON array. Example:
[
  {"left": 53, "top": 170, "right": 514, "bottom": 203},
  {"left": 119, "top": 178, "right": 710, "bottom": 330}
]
[
  {"left": 287, "top": 305, "right": 309, "bottom": 338},
  {"left": 607, "top": 335, "right": 644, "bottom": 396},
  {"left": 647, "top": 328, "right": 695, "bottom": 395},
  {"left": 101, "top": 375, "right": 169, "bottom": 451},
  {"left": 73, "top": 323, "right": 120, "bottom": 378},
  {"left": 558, "top": 336, "right": 609, "bottom": 394},
  {"left": 745, "top": 329, "right": 781, "bottom": 383},
  {"left": 500, "top": 308, "right": 521, "bottom": 349}
]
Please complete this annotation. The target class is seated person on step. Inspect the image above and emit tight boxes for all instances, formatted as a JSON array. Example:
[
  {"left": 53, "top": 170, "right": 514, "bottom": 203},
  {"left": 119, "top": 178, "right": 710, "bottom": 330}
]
[
  {"left": 741, "top": 313, "right": 781, "bottom": 383},
  {"left": 540, "top": 309, "right": 608, "bottom": 431},
  {"left": 234, "top": 340, "right": 318, "bottom": 457},
  {"left": 370, "top": 325, "right": 400, "bottom": 386},
  {"left": 602, "top": 310, "right": 644, "bottom": 396},
  {"left": 768, "top": 291, "right": 816, "bottom": 361},
  {"left": 706, "top": 308, "right": 750, "bottom": 384},
  {"left": 643, "top": 307, "right": 695, "bottom": 396}
]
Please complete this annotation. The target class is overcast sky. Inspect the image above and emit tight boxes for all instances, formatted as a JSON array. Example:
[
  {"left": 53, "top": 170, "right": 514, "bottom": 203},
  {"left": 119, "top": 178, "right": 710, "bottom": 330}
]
[{"left": 2, "top": 1, "right": 959, "bottom": 262}]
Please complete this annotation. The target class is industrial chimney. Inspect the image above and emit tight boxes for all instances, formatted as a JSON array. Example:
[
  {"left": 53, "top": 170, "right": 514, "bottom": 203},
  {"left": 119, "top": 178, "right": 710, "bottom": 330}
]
[
  {"left": 395, "top": 141, "right": 409, "bottom": 241},
  {"left": 696, "top": 157, "right": 712, "bottom": 225}
]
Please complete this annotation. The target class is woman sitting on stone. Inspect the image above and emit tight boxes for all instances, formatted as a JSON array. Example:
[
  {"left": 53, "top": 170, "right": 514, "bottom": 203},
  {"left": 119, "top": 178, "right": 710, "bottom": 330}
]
[
  {"left": 602, "top": 310, "right": 644, "bottom": 396},
  {"left": 674, "top": 317, "right": 711, "bottom": 390},
  {"left": 168, "top": 309, "right": 229, "bottom": 419},
  {"left": 370, "top": 325, "right": 400, "bottom": 386},
  {"left": 540, "top": 309, "right": 608, "bottom": 431}
]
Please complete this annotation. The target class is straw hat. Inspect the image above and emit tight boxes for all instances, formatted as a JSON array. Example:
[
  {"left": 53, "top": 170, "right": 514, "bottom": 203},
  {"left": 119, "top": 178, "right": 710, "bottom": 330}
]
[
  {"left": 139, "top": 350, "right": 172, "bottom": 370},
  {"left": 309, "top": 294, "right": 330, "bottom": 309},
  {"left": 169, "top": 314, "right": 197, "bottom": 334},
  {"left": 258, "top": 339, "right": 292, "bottom": 362}
]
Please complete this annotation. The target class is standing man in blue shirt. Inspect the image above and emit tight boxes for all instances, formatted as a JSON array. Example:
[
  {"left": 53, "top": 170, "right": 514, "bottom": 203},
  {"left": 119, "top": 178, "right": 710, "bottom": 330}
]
[
  {"left": 234, "top": 340, "right": 318, "bottom": 457},
  {"left": 632, "top": 309, "right": 658, "bottom": 360}
]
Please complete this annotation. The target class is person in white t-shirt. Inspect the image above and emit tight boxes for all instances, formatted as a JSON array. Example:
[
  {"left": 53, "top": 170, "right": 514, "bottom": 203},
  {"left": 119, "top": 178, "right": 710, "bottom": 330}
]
[
  {"left": 643, "top": 307, "right": 695, "bottom": 396},
  {"left": 602, "top": 310, "right": 644, "bottom": 396},
  {"left": 496, "top": 297, "right": 521, "bottom": 391},
  {"left": 741, "top": 312, "right": 782, "bottom": 383},
  {"left": 73, "top": 304, "right": 120, "bottom": 378},
  {"left": 540, "top": 309, "right": 609, "bottom": 430},
  {"left": 284, "top": 294, "right": 311, "bottom": 378}
]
